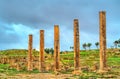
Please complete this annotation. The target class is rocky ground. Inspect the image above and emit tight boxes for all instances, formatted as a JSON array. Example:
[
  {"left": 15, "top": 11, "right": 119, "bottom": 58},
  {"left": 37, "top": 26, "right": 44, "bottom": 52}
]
[
  {"left": 0, "top": 73, "right": 74, "bottom": 79},
  {"left": 1, "top": 73, "right": 120, "bottom": 79}
]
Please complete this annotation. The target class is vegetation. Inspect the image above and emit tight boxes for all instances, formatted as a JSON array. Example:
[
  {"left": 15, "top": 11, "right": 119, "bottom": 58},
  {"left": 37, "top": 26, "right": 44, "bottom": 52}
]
[
  {"left": 95, "top": 42, "right": 99, "bottom": 49},
  {"left": 82, "top": 43, "right": 87, "bottom": 50},
  {"left": 113, "top": 38, "right": 120, "bottom": 48},
  {"left": 0, "top": 49, "right": 120, "bottom": 78},
  {"left": 82, "top": 43, "right": 92, "bottom": 50},
  {"left": 114, "top": 40, "right": 118, "bottom": 48},
  {"left": 87, "top": 43, "right": 92, "bottom": 50},
  {"left": 70, "top": 46, "right": 74, "bottom": 51},
  {"left": 0, "top": 49, "right": 39, "bottom": 57},
  {"left": 44, "top": 48, "right": 54, "bottom": 55}
]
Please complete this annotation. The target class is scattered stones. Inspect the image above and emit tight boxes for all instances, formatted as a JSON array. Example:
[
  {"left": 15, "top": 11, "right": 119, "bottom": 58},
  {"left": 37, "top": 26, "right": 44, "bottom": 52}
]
[
  {"left": 91, "top": 64, "right": 99, "bottom": 72},
  {"left": 0, "top": 14, "right": 116, "bottom": 79},
  {"left": 81, "top": 66, "right": 89, "bottom": 72},
  {"left": 72, "top": 70, "right": 82, "bottom": 75}
]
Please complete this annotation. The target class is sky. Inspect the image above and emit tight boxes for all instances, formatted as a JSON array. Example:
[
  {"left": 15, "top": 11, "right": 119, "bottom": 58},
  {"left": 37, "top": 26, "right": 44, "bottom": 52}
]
[{"left": 0, "top": 0, "right": 120, "bottom": 51}]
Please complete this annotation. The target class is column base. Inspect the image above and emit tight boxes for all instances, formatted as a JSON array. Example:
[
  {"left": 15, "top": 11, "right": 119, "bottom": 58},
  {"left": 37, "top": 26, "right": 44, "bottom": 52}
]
[
  {"left": 27, "top": 69, "right": 33, "bottom": 71},
  {"left": 39, "top": 69, "right": 44, "bottom": 72},
  {"left": 72, "top": 70, "right": 82, "bottom": 75},
  {"left": 39, "top": 67, "right": 46, "bottom": 72},
  {"left": 98, "top": 66, "right": 111, "bottom": 74},
  {"left": 54, "top": 70, "right": 61, "bottom": 75},
  {"left": 97, "top": 69, "right": 108, "bottom": 74}
]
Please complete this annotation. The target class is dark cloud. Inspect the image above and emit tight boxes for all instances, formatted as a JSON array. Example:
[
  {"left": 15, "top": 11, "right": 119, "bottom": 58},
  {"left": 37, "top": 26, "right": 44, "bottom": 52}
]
[
  {"left": 0, "top": 0, "right": 120, "bottom": 50},
  {"left": 0, "top": 0, "right": 119, "bottom": 30},
  {"left": 0, "top": 23, "right": 20, "bottom": 45}
]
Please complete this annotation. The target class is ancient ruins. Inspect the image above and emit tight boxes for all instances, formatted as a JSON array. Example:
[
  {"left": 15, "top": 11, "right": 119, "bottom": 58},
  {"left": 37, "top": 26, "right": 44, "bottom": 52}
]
[
  {"left": 54, "top": 25, "right": 60, "bottom": 71},
  {"left": 0, "top": 11, "right": 107, "bottom": 74},
  {"left": 39, "top": 30, "right": 45, "bottom": 72},
  {"left": 99, "top": 11, "right": 107, "bottom": 72},
  {"left": 28, "top": 34, "right": 33, "bottom": 71},
  {"left": 73, "top": 19, "right": 81, "bottom": 74}
]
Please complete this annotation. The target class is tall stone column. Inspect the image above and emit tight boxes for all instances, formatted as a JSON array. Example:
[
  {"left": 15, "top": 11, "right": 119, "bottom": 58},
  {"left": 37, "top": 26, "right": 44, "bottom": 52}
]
[
  {"left": 27, "top": 34, "right": 33, "bottom": 71},
  {"left": 54, "top": 25, "right": 60, "bottom": 71},
  {"left": 99, "top": 11, "right": 107, "bottom": 72},
  {"left": 73, "top": 19, "right": 81, "bottom": 74},
  {"left": 39, "top": 30, "right": 44, "bottom": 72}
]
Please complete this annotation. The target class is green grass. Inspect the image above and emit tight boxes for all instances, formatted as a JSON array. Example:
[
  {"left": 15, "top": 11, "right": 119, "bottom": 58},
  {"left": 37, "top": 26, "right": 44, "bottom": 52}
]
[
  {"left": 0, "top": 64, "right": 19, "bottom": 75},
  {"left": 0, "top": 64, "right": 41, "bottom": 75},
  {"left": 0, "top": 49, "right": 39, "bottom": 56},
  {"left": 0, "top": 49, "right": 120, "bottom": 78}
]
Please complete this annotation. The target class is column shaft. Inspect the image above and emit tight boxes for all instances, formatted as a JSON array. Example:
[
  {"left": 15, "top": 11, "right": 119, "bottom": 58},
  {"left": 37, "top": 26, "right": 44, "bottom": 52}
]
[
  {"left": 28, "top": 34, "right": 33, "bottom": 71},
  {"left": 74, "top": 19, "right": 80, "bottom": 71},
  {"left": 99, "top": 11, "right": 106, "bottom": 71},
  {"left": 54, "top": 25, "right": 60, "bottom": 71},
  {"left": 39, "top": 30, "right": 44, "bottom": 71}
]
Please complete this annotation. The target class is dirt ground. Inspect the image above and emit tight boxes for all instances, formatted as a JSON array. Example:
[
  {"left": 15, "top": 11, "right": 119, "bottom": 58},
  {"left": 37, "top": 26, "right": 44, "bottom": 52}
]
[
  {"left": 1, "top": 73, "right": 120, "bottom": 79},
  {"left": 0, "top": 73, "right": 74, "bottom": 79}
]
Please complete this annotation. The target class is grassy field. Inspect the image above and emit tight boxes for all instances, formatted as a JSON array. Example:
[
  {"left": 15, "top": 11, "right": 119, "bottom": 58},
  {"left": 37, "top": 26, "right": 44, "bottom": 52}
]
[{"left": 0, "top": 49, "right": 120, "bottom": 78}]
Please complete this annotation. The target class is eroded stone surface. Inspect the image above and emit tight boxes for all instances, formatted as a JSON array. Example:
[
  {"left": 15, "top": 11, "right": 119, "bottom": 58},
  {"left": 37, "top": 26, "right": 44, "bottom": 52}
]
[
  {"left": 99, "top": 11, "right": 107, "bottom": 72},
  {"left": 74, "top": 19, "right": 81, "bottom": 72},
  {"left": 54, "top": 25, "right": 60, "bottom": 71},
  {"left": 28, "top": 34, "right": 33, "bottom": 71},
  {"left": 39, "top": 30, "right": 45, "bottom": 72}
]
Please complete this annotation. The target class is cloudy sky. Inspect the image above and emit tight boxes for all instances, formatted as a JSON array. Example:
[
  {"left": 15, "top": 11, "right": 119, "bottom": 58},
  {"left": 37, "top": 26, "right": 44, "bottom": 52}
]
[{"left": 0, "top": 0, "right": 120, "bottom": 51}]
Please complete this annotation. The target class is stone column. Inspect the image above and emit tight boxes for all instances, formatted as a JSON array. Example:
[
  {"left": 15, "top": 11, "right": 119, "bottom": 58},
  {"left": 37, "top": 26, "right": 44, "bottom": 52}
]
[
  {"left": 27, "top": 34, "right": 33, "bottom": 71},
  {"left": 73, "top": 19, "right": 81, "bottom": 74},
  {"left": 54, "top": 25, "right": 60, "bottom": 71},
  {"left": 99, "top": 11, "right": 107, "bottom": 72},
  {"left": 39, "top": 30, "right": 45, "bottom": 72}
]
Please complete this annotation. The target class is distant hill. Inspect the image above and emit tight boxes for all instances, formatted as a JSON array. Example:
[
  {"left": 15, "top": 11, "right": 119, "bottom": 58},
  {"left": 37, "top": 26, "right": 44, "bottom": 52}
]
[{"left": 0, "top": 49, "right": 39, "bottom": 56}]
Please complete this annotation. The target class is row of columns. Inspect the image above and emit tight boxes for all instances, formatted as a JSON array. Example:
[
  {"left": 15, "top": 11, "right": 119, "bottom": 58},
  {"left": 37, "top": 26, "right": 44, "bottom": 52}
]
[
  {"left": 27, "top": 11, "right": 107, "bottom": 73},
  {"left": 27, "top": 25, "right": 60, "bottom": 72}
]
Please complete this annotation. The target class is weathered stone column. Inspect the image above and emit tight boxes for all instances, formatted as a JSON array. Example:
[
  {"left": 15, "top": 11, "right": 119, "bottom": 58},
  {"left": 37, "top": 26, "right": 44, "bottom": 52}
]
[
  {"left": 73, "top": 19, "right": 81, "bottom": 74},
  {"left": 99, "top": 11, "right": 107, "bottom": 72},
  {"left": 27, "top": 34, "right": 33, "bottom": 71},
  {"left": 39, "top": 30, "right": 45, "bottom": 72},
  {"left": 54, "top": 25, "right": 60, "bottom": 71}
]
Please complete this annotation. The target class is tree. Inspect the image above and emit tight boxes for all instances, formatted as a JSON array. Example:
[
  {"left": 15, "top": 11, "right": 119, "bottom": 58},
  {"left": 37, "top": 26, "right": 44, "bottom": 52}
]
[
  {"left": 70, "top": 46, "right": 74, "bottom": 51},
  {"left": 114, "top": 40, "right": 118, "bottom": 49},
  {"left": 44, "top": 48, "right": 50, "bottom": 54},
  {"left": 50, "top": 48, "right": 54, "bottom": 55},
  {"left": 117, "top": 39, "right": 120, "bottom": 48},
  {"left": 118, "top": 39, "right": 120, "bottom": 44},
  {"left": 95, "top": 42, "right": 99, "bottom": 49},
  {"left": 44, "top": 48, "right": 54, "bottom": 54},
  {"left": 83, "top": 43, "right": 87, "bottom": 51},
  {"left": 87, "top": 43, "right": 92, "bottom": 50}
]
